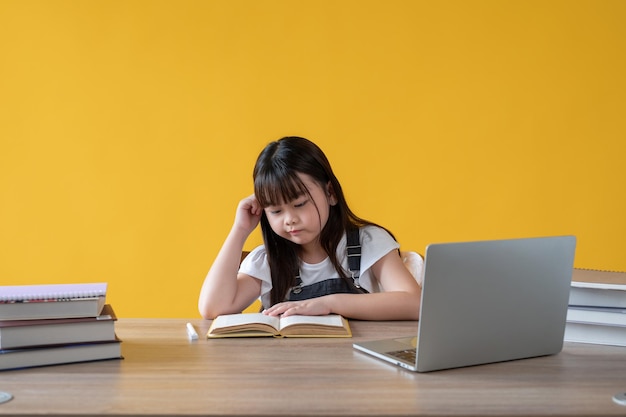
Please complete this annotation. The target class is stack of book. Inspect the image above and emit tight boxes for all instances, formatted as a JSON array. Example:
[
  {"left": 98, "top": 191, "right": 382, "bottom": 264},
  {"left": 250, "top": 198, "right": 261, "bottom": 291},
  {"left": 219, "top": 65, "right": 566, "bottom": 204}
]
[
  {"left": 565, "top": 269, "right": 626, "bottom": 347},
  {"left": 0, "top": 283, "right": 122, "bottom": 371}
]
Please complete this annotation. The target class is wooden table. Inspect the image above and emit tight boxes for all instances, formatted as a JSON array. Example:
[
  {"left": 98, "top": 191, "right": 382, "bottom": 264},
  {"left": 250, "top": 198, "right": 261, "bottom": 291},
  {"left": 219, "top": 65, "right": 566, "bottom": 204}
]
[{"left": 1, "top": 318, "right": 625, "bottom": 416}]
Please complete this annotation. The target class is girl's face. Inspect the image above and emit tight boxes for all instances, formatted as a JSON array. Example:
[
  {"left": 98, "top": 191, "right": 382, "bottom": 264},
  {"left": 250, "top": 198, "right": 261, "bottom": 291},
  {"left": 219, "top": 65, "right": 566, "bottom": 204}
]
[{"left": 263, "top": 173, "right": 336, "bottom": 251}]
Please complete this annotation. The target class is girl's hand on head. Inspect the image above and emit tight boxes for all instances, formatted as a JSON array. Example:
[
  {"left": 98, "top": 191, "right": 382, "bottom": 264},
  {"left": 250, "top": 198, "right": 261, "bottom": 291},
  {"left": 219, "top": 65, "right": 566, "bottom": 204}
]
[
  {"left": 234, "top": 194, "right": 263, "bottom": 235},
  {"left": 262, "top": 298, "right": 332, "bottom": 318}
]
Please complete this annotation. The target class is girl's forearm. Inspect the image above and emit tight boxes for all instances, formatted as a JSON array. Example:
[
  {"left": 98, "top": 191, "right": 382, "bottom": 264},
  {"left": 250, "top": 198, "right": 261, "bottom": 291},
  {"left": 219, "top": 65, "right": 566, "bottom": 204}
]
[
  {"left": 326, "top": 291, "right": 421, "bottom": 321},
  {"left": 198, "top": 227, "right": 249, "bottom": 319}
]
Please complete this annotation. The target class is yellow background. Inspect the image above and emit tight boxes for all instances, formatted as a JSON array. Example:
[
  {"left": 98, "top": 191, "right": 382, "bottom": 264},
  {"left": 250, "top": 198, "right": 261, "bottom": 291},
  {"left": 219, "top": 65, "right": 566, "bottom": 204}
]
[{"left": 1, "top": 0, "right": 624, "bottom": 318}]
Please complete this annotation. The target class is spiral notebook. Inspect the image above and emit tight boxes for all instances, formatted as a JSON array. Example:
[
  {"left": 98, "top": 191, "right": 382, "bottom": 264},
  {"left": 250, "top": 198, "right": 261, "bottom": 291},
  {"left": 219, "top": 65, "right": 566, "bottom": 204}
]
[{"left": 0, "top": 283, "right": 108, "bottom": 320}]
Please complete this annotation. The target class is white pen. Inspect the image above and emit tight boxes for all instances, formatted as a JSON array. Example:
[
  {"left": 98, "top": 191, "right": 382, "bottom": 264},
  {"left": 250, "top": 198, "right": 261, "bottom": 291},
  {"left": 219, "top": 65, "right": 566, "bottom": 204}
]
[{"left": 186, "top": 322, "right": 199, "bottom": 341}]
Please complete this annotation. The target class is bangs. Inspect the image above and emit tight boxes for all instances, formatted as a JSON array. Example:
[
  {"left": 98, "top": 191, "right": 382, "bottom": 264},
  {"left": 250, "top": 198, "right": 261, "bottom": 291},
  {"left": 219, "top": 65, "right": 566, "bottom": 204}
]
[{"left": 255, "top": 170, "right": 309, "bottom": 208}]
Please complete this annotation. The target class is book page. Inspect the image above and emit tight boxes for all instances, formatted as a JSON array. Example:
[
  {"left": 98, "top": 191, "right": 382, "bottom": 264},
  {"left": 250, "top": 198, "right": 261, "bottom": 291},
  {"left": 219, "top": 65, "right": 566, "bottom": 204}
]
[
  {"left": 278, "top": 314, "right": 344, "bottom": 331},
  {"left": 212, "top": 313, "right": 280, "bottom": 331}
]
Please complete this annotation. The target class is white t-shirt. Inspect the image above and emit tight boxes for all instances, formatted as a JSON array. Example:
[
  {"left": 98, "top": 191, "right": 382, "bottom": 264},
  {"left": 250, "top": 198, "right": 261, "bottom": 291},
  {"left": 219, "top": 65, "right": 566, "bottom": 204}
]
[{"left": 239, "top": 225, "right": 399, "bottom": 308}]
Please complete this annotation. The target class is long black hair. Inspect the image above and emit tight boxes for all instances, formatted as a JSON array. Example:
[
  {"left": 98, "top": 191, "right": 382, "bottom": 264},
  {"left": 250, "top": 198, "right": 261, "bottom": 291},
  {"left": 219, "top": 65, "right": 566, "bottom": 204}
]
[{"left": 253, "top": 136, "right": 392, "bottom": 306}]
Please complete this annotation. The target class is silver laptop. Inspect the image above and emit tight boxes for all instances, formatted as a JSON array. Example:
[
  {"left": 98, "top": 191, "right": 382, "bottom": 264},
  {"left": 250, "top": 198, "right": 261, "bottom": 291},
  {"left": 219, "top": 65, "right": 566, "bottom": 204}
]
[{"left": 353, "top": 236, "right": 576, "bottom": 372}]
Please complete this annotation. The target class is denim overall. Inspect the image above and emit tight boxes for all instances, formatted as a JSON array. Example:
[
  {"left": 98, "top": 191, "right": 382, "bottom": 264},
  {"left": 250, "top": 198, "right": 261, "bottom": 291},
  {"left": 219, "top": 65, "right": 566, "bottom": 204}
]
[{"left": 287, "top": 229, "right": 369, "bottom": 301}]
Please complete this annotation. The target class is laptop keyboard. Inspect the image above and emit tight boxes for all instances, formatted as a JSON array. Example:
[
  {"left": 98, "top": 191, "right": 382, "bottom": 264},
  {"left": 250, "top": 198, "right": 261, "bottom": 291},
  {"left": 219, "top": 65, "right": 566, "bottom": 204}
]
[{"left": 388, "top": 348, "right": 417, "bottom": 362}]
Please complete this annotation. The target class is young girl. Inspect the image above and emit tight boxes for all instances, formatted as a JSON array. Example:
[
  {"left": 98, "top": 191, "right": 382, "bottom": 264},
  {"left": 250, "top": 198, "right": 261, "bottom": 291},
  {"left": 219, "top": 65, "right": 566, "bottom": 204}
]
[{"left": 198, "top": 136, "right": 421, "bottom": 320}]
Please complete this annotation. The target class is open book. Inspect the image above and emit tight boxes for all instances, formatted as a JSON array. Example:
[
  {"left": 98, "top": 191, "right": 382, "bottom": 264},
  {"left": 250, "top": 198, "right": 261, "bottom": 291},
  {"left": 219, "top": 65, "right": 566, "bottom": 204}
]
[{"left": 207, "top": 313, "right": 352, "bottom": 338}]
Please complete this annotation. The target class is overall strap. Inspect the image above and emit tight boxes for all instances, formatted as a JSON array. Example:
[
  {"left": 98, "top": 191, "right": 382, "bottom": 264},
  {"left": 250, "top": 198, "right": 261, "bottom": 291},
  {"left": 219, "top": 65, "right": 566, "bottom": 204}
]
[
  {"left": 346, "top": 228, "right": 362, "bottom": 289},
  {"left": 290, "top": 228, "right": 365, "bottom": 297}
]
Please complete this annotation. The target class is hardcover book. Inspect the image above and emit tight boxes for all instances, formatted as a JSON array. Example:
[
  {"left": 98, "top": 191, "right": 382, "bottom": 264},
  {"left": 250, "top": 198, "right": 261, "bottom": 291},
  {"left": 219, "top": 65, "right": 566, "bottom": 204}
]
[
  {"left": 569, "top": 269, "right": 626, "bottom": 309},
  {"left": 564, "top": 321, "right": 626, "bottom": 347},
  {"left": 0, "top": 340, "right": 122, "bottom": 371},
  {"left": 0, "top": 304, "right": 117, "bottom": 350}
]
